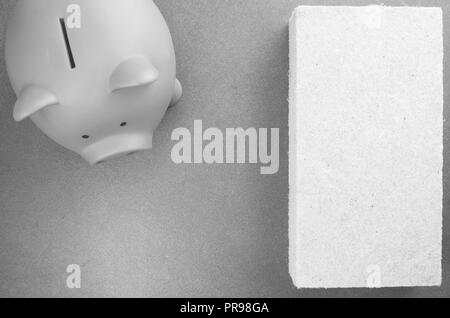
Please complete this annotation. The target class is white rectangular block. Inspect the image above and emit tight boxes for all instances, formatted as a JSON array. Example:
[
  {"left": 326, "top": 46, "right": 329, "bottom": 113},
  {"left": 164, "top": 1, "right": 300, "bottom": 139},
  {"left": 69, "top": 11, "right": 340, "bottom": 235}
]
[{"left": 289, "top": 6, "right": 443, "bottom": 288}]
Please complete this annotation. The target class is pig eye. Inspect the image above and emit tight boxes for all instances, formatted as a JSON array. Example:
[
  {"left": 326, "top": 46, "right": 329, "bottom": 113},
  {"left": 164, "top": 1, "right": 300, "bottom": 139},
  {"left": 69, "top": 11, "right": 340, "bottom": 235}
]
[
  {"left": 82, "top": 135, "right": 90, "bottom": 139},
  {"left": 120, "top": 122, "right": 127, "bottom": 127}
]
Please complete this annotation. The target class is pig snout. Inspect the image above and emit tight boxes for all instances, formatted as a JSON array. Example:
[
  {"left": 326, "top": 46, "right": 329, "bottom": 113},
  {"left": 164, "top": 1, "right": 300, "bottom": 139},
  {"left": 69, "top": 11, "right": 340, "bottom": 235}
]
[{"left": 81, "top": 133, "right": 153, "bottom": 165}]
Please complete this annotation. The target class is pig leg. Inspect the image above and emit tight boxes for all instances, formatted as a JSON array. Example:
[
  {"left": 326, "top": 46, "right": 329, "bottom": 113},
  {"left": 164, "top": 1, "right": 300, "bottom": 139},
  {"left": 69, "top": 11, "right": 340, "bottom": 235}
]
[{"left": 170, "top": 79, "right": 182, "bottom": 107}]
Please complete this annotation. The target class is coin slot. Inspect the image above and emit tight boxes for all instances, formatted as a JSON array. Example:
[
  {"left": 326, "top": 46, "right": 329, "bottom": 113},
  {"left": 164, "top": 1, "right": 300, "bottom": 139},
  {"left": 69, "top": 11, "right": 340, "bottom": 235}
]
[{"left": 59, "top": 18, "right": 76, "bottom": 69}]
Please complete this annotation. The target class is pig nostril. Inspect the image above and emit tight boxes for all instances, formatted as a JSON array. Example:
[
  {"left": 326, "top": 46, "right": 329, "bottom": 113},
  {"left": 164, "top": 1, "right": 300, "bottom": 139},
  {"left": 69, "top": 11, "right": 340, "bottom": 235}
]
[
  {"left": 82, "top": 135, "right": 90, "bottom": 139},
  {"left": 120, "top": 122, "right": 127, "bottom": 127}
]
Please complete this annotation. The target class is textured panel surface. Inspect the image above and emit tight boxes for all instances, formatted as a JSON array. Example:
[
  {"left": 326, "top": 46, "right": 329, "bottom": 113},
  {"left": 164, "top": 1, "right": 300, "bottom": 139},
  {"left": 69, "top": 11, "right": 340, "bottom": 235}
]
[
  {"left": 290, "top": 6, "right": 443, "bottom": 288},
  {"left": 0, "top": 0, "right": 449, "bottom": 298}
]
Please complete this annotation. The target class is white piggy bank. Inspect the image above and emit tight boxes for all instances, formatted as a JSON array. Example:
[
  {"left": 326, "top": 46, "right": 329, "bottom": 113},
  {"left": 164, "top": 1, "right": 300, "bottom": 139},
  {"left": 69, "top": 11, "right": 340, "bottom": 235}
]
[{"left": 5, "top": 0, "right": 182, "bottom": 165}]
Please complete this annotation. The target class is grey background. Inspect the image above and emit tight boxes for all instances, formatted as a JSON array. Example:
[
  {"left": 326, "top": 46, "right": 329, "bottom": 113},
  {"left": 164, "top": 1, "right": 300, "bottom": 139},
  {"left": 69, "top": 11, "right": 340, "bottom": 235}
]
[{"left": 0, "top": 0, "right": 448, "bottom": 298}]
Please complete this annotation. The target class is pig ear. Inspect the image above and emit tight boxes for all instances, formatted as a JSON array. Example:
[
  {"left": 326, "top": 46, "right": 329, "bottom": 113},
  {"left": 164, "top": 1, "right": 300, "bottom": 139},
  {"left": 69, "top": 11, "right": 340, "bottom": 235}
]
[
  {"left": 14, "top": 86, "right": 59, "bottom": 122},
  {"left": 109, "top": 56, "right": 159, "bottom": 93}
]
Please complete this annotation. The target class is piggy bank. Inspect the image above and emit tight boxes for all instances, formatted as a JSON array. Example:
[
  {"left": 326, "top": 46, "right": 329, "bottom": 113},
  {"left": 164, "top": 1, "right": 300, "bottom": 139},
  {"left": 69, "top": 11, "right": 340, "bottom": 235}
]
[{"left": 5, "top": 0, "right": 182, "bottom": 165}]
